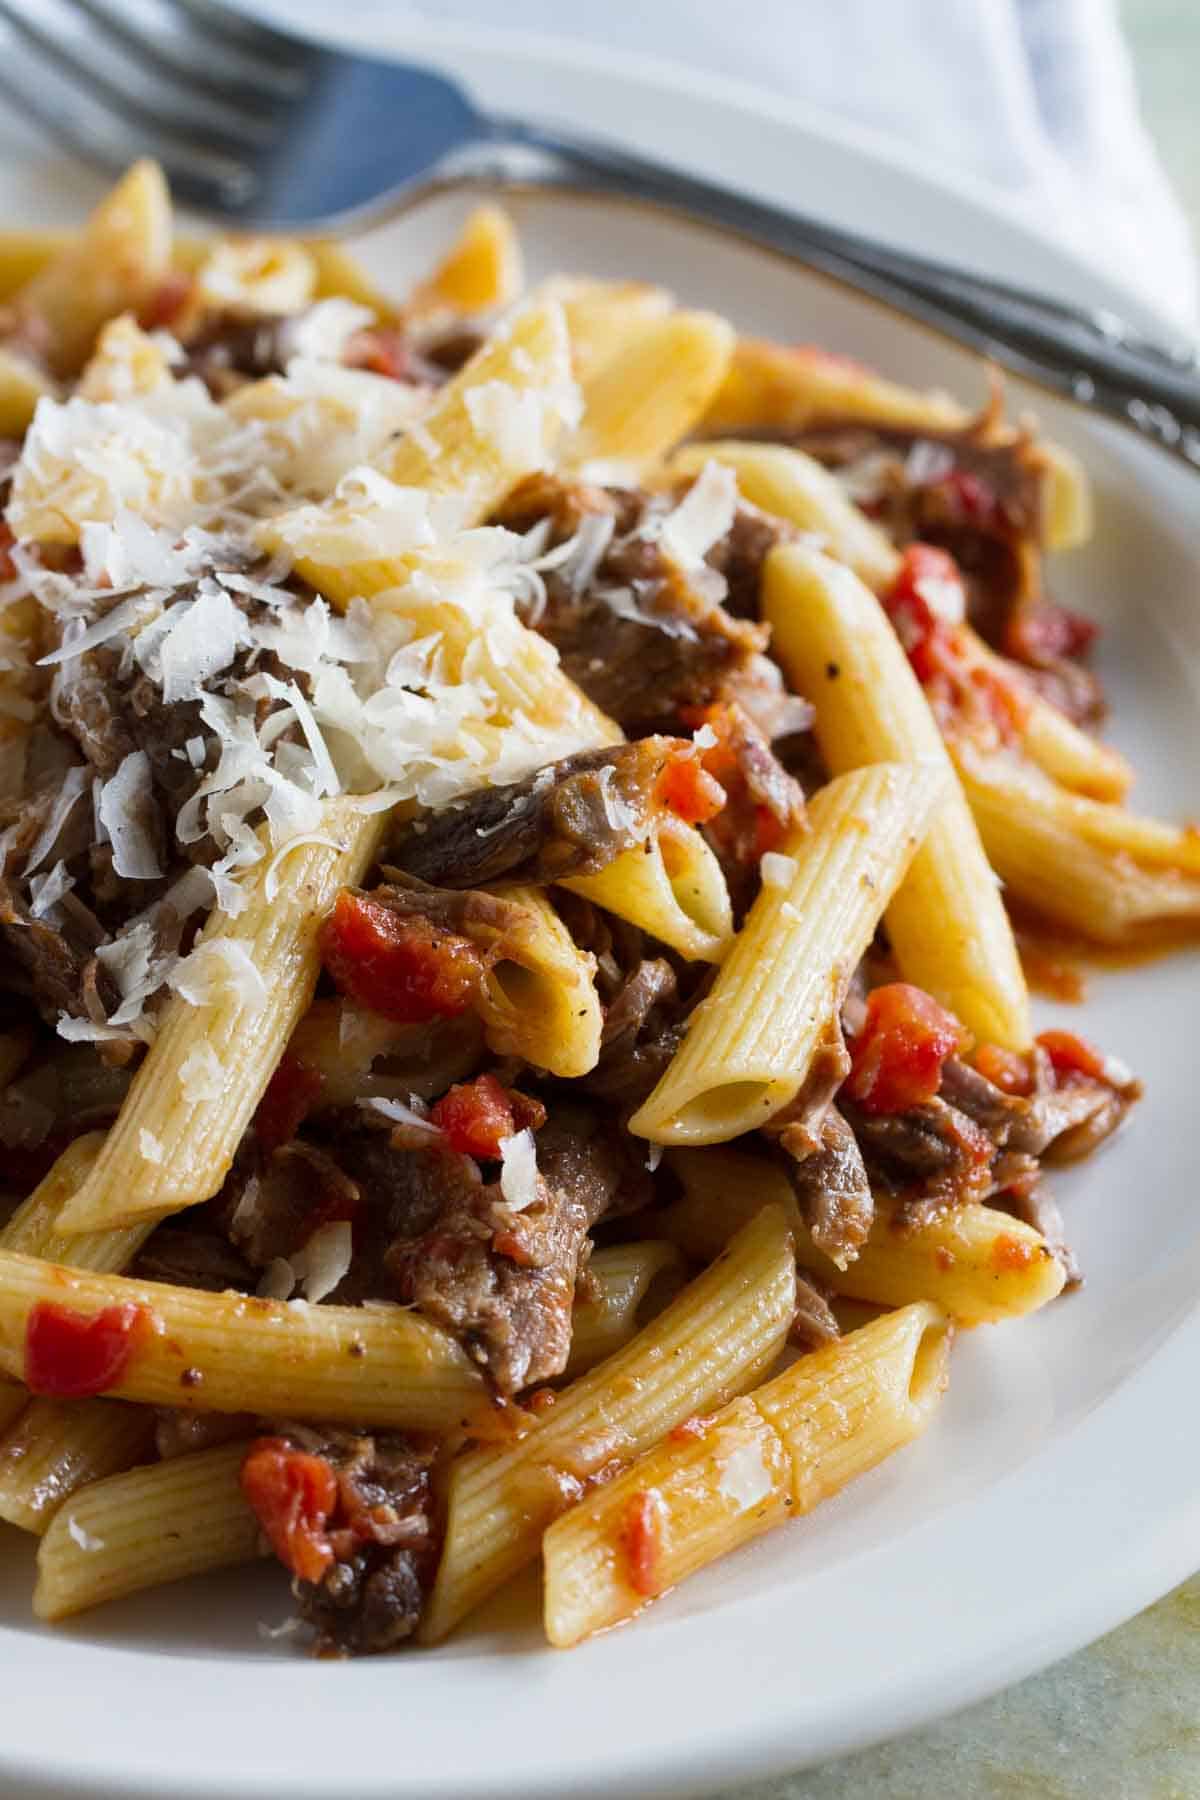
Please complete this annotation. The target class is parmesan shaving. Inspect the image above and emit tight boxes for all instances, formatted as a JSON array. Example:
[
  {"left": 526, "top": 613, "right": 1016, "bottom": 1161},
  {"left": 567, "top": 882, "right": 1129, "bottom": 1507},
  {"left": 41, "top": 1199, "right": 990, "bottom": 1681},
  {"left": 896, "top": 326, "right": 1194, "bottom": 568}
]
[
  {"left": 760, "top": 851, "right": 798, "bottom": 888},
  {"left": 66, "top": 1516, "right": 105, "bottom": 1553},
  {"left": 297, "top": 1220, "right": 353, "bottom": 1303},
  {"left": 498, "top": 1128, "right": 538, "bottom": 1211}
]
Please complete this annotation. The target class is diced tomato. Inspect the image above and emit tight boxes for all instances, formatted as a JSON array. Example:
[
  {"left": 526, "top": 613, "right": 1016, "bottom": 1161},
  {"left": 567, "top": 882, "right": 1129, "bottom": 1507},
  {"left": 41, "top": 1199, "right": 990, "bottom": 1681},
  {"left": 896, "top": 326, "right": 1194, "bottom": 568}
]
[
  {"left": 24, "top": 1300, "right": 155, "bottom": 1398},
  {"left": 0, "top": 521, "right": 17, "bottom": 585},
  {"left": 321, "top": 890, "right": 483, "bottom": 1023},
  {"left": 991, "top": 1232, "right": 1035, "bottom": 1273},
  {"left": 974, "top": 1043, "right": 1034, "bottom": 1097},
  {"left": 753, "top": 807, "right": 787, "bottom": 857},
  {"left": 1005, "top": 601, "right": 1099, "bottom": 666},
  {"left": 881, "top": 544, "right": 964, "bottom": 683},
  {"left": 658, "top": 752, "right": 726, "bottom": 826},
  {"left": 619, "top": 1488, "right": 666, "bottom": 1598},
  {"left": 255, "top": 1054, "right": 324, "bottom": 1152},
  {"left": 431, "top": 1073, "right": 517, "bottom": 1161},
  {"left": 240, "top": 1437, "right": 338, "bottom": 1585},
  {"left": 344, "top": 327, "right": 411, "bottom": 382},
  {"left": 931, "top": 468, "right": 999, "bottom": 528},
  {"left": 968, "top": 662, "right": 1030, "bottom": 740},
  {"left": 845, "top": 983, "right": 964, "bottom": 1115},
  {"left": 1036, "top": 1029, "right": 1109, "bottom": 1085}
]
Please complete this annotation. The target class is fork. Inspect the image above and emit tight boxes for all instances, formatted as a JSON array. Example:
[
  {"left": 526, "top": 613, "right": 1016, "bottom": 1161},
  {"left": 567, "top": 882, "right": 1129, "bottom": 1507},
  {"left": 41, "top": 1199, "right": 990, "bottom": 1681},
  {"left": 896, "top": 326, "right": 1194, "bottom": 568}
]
[{"left": 3, "top": 0, "right": 1200, "bottom": 467}]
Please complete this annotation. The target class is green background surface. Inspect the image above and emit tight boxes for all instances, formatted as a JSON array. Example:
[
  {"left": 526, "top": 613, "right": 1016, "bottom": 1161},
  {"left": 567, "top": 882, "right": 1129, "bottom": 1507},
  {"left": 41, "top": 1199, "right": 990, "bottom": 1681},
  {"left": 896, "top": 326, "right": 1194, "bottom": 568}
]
[{"left": 728, "top": 7, "right": 1198, "bottom": 1795}]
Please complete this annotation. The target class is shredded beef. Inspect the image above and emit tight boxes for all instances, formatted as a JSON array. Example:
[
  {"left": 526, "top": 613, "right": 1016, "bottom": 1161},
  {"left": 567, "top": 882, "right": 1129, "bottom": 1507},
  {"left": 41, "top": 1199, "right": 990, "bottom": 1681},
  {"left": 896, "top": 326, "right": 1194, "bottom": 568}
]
[
  {"left": 387, "top": 739, "right": 687, "bottom": 891},
  {"left": 703, "top": 498, "right": 797, "bottom": 619},
  {"left": 133, "top": 1223, "right": 255, "bottom": 1293},
  {"left": 0, "top": 873, "right": 117, "bottom": 1030},
  {"left": 843, "top": 1095, "right": 995, "bottom": 1218},
  {"left": 494, "top": 474, "right": 769, "bottom": 728},
  {"left": 776, "top": 1103, "right": 874, "bottom": 1266},
  {"left": 380, "top": 1104, "right": 650, "bottom": 1392},
  {"left": 700, "top": 703, "right": 806, "bottom": 910},
  {"left": 793, "top": 1274, "right": 841, "bottom": 1351},
  {"left": 269, "top": 1425, "right": 439, "bottom": 1655}
]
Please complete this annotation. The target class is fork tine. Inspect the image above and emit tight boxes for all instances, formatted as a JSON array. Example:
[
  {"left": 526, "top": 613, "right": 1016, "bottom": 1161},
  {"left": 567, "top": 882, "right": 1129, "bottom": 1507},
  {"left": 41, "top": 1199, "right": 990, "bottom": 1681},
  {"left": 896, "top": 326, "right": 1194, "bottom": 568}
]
[
  {"left": 0, "top": 0, "right": 274, "bottom": 155},
  {"left": 56, "top": 0, "right": 310, "bottom": 112},
  {"left": 168, "top": 0, "right": 313, "bottom": 63},
  {"left": 0, "top": 43, "right": 257, "bottom": 214}
]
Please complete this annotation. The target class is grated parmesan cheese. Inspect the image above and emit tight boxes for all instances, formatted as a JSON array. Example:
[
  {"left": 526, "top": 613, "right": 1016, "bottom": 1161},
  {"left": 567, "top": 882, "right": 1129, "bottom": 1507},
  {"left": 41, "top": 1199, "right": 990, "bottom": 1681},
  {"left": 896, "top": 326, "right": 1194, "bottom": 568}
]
[
  {"left": 66, "top": 1515, "right": 105, "bottom": 1553},
  {"left": 296, "top": 1220, "right": 353, "bottom": 1303},
  {"left": 760, "top": 851, "right": 798, "bottom": 888},
  {"left": 138, "top": 1129, "right": 164, "bottom": 1165},
  {"left": 717, "top": 1440, "right": 774, "bottom": 1511},
  {"left": 498, "top": 1128, "right": 538, "bottom": 1211}
]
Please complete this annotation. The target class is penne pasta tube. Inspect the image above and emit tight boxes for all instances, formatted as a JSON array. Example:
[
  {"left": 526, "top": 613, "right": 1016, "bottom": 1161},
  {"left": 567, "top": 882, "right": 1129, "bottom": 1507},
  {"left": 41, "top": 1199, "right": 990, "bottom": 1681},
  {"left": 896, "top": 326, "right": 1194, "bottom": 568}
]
[
  {"left": 668, "top": 439, "right": 901, "bottom": 591},
  {"left": 0, "top": 1251, "right": 486, "bottom": 1430},
  {"left": 954, "top": 745, "right": 1200, "bottom": 943},
  {"left": 406, "top": 204, "right": 523, "bottom": 318},
  {"left": 14, "top": 161, "right": 172, "bottom": 376},
  {"left": 561, "top": 816, "right": 734, "bottom": 964},
  {"left": 699, "top": 339, "right": 968, "bottom": 439},
  {"left": 306, "top": 238, "right": 398, "bottom": 318},
  {"left": 258, "top": 298, "right": 578, "bottom": 603},
  {"left": 0, "top": 345, "right": 57, "bottom": 436},
  {"left": 629, "top": 762, "right": 947, "bottom": 1146},
  {"left": 664, "top": 1146, "right": 1066, "bottom": 1325},
  {"left": 56, "top": 804, "right": 386, "bottom": 1236},
  {"left": 34, "top": 1443, "right": 262, "bottom": 1621},
  {"left": 0, "top": 1396, "right": 156, "bottom": 1534},
  {"left": 544, "top": 1302, "right": 950, "bottom": 1645},
  {"left": 955, "top": 744, "right": 1200, "bottom": 873},
  {"left": 420, "top": 1202, "right": 797, "bottom": 1642},
  {"left": 0, "top": 1135, "right": 155, "bottom": 1437},
  {"left": 479, "top": 884, "right": 603, "bottom": 1078},
  {"left": 195, "top": 236, "right": 315, "bottom": 317},
  {"left": 563, "top": 310, "right": 734, "bottom": 471},
  {"left": 764, "top": 543, "right": 1031, "bottom": 1049},
  {"left": 565, "top": 1241, "right": 685, "bottom": 1379},
  {"left": 557, "top": 279, "right": 674, "bottom": 384},
  {"left": 753, "top": 1300, "right": 951, "bottom": 1511},
  {"left": 544, "top": 1395, "right": 790, "bottom": 1645},
  {"left": 951, "top": 626, "right": 1132, "bottom": 802}
]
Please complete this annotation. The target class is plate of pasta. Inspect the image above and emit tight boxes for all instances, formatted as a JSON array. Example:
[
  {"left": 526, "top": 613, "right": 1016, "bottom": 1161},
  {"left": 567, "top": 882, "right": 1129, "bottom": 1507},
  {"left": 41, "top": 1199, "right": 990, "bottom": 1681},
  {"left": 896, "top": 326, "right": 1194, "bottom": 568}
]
[{"left": 0, "top": 28, "right": 1196, "bottom": 1800}]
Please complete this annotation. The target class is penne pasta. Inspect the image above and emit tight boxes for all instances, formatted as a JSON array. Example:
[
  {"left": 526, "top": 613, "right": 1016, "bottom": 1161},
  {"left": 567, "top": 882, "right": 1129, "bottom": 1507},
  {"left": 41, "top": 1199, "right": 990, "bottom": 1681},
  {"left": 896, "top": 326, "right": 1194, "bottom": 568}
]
[
  {"left": 544, "top": 1395, "right": 789, "bottom": 1646},
  {"left": 629, "top": 762, "right": 947, "bottom": 1146},
  {"left": 55, "top": 806, "right": 385, "bottom": 1235},
  {"left": 420, "top": 1202, "right": 797, "bottom": 1642},
  {"left": 565, "top": 1241, "right": 685, "bottom": 1378},
  {"left": 561, "top": 817, "right": 734, "bottom": 964},
  {"left": 406, "top": 204, "right": 524, "bottom": 318},
  {"left": 557, "top": 279, "right": 674, "bottom": 384},
  {"left": 954, "top": 744, "right": 1200, "bottom": 942},
  {"left": 13, "top": 161, "right": 172, "bottom": 376},
  {"left": 0, "top": 1250, "right": 486, "bottom": 1429},
  {"left": 258, "top": 298, "right": 578, "bottom": 603},
  {"left": 195, "top": 236, "right": 315, "bottom": 317},
  {"left": 0, "top": 1136, "right": 155, "bottom": 1437},
  {"left": 563, "top": 309, "right": 734, "bottom": 471},
  {"left": 664, "top": 1147, "right": 1067, "bottom": 1324},
  {"left": 763, "top": 542, "right": 1032, "bottom": 1049},
  {"left": 669, "top": 439, "right": 901, "bottom": 591},
  {"left": 34, "top": 1443, "right": 263, "bottom": 1621},
  {"left": 0, "top": 1396, "right": 156, "bottom": 1534},
  {"left": 479, "top": 883, "right": 603, "bottom": 1079},
  {"left": 699, "top": 338, "right": 968, "bottom": 439},
  {"left": 0, "top": 345, "right": 57, "bottom": 436},
  {"left": 544, "top": 1302, "right": 951, "bottom": 1645}
]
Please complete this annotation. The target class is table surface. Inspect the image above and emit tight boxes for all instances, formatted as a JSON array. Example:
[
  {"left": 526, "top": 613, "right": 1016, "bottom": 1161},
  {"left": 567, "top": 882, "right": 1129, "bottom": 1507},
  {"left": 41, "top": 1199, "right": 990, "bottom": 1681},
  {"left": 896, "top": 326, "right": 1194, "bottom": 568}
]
[{"left": 727, "top": 6, "right": 1200, "bottom": 1796}]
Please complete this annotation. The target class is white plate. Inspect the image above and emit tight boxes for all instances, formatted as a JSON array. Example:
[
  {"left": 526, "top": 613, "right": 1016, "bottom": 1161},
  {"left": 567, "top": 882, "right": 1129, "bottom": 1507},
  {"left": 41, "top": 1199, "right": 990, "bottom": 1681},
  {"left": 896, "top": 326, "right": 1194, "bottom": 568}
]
[{"left": 0, "top": 24, "right": 1198, "bottom": 1800}]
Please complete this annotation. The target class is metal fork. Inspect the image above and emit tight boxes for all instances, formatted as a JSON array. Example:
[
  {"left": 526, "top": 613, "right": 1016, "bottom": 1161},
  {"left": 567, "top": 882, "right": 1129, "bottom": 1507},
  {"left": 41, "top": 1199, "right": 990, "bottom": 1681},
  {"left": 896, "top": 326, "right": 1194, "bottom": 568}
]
[{"left": 3, "top": 0, "right": 1200, "bottom": 467}]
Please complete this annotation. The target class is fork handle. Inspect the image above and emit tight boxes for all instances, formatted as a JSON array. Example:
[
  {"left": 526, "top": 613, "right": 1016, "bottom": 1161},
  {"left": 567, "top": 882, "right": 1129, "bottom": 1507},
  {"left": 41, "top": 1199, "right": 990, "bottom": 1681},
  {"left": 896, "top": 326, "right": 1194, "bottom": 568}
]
[{"left": 488, "top": 119, "right": 1200, "bottom": 467}]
